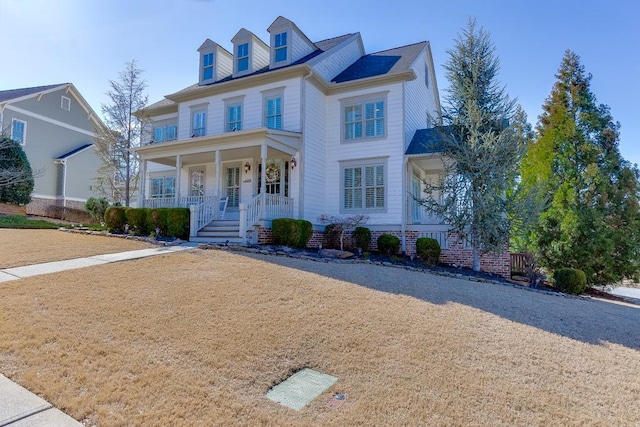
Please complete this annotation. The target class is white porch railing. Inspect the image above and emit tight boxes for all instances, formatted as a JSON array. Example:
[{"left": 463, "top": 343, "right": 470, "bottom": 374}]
[
  {"left": 190, "top": 197, "right": 219, "bottom": 236},
  {"left": 244, "top": 193, "right": 294, "bottom": 231},
  {"left": 145, "top": 196, "right": 215, "bottom": 209}
]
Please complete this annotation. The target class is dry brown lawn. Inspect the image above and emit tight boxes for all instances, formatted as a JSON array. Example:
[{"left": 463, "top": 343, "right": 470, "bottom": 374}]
[
  {"left": 0, "top": 232, "right": 639, "bottom": 425},
  {"left": 0, "top": 229, "right": 155, "bottom": 268}
]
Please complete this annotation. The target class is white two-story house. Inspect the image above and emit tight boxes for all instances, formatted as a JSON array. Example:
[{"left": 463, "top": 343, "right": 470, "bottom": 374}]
[{"left": 136, "top": 17, "right": 510, "bottom": 276}]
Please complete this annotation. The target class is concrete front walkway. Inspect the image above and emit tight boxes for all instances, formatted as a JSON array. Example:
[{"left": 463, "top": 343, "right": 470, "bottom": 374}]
[{"left": 0, "top": 244, "right": 195, "bottom": 425}]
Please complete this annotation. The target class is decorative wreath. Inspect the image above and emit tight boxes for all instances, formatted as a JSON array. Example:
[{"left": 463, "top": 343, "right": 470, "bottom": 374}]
[{"left": 265, "top": 163, "right": 280, "bottom": 183}]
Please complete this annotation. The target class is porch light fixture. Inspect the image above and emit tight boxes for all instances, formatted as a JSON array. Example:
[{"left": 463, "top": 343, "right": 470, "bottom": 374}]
[
  {"left": 244, "top": 162, "right": 251, "bottom": 173},
  {"left": 290, "top": 157, "right": 297, "bottom": 169}
]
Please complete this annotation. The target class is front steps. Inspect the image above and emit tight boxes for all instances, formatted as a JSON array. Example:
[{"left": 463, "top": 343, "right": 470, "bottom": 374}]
[{"left": 189, "top": 220, "right": 244, "bottom": 244}]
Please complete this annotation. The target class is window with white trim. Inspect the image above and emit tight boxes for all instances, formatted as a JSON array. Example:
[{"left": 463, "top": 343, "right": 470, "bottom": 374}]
[
  {"left": 201, "top": 52, "right": 214, "bottom": 82},
  {"left": 342, "top": 95, "right": 386, "bottom": 141},
  {"left": 226, "top": 101, "right": 242, "bottom": 132},
  {"left": 264, "top": 95, "right": 282, "bottom": 129},
  {"left": 237, "top": 43, "right": 249, "bottom": 72},
  {"left": 341, "top": 159, "right": 386, "bottom": 212},
  {"left": 61, "top": 96, "right": 71, "bottom": 111},
  {"left": 192, "top": 109, "right": 206, "bottom": 137},
  {"left": 150, "top": 176, "right": 176, "bottom": 198},
  {"left": 274, "top": 32, "right": 287, "bottom": 63},
  {"left": 11, "top": 119, "right": 26, "bottom": 145},
  {"left": 153, "top": 124, "right": 177, "bottom": 142}
]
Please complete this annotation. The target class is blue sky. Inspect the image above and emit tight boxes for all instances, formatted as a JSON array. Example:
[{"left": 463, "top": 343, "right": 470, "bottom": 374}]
[{"left": 2, "top": 0, "right": 638, "bottom": 164}]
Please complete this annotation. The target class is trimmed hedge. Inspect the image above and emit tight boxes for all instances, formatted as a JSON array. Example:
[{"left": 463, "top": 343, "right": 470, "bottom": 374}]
[
  {"left": 106, "top": 207, "right": 189, "bottom": 239},
  {"left": 85, "top": 197, "right": 110, "bottom": 222},
  {"left": 167, "top": 208, "right": 190, "bottom": 240},
  {"left": 272, "top": 218, "right": 312, "bottom": 248},
  {"left": 416, "top": 237, "right": 441, "bottom": 265},
  {"left": 353, "top": 227, "right": 372, "bottom": 251},
  {"left": 125, "top": 207, "right": 149, "bottom": 236},
  {"left": 377, "top": 234, "right": 400, "bottom": 256},
  {"left": 105, "top": 206, "right": 127, "bottom": 233},
  {"left": 554, "top": 268, "right": 587, "bottom": 295}
]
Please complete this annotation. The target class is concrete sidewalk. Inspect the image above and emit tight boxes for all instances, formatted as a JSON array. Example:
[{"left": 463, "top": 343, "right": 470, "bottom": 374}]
[
  {"left": 0, "top": 243, "right": 197, "bottom": 425},
  {"left": 0, "top": 245, "right": 193, "bottom": 283}
]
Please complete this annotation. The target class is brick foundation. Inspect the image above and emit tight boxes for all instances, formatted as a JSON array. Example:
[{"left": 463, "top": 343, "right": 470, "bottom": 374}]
[
  {"left": 0, "top": 202, "right": 26, "bottom": 216},
  {"left": 27, "top": 197, "right": 93, "bottom": 223},
  {"left": 256, "top": 225, "right": 511, "bottom": 278}
]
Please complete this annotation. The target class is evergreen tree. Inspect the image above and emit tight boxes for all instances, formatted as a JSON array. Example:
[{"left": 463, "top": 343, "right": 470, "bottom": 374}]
[
  {"left": 0, "top": 135, "right": 34, "bottom": 205},
  {"left": 418, "top": 18, "right": 527, "bottom": 271},
  {"left": 520, "top": 50, "right": 640, "bottom": 285}
]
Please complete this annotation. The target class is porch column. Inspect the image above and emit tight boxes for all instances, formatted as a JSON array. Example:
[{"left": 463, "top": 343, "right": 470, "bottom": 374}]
[
  {"left": 139, "top": 159, "right": 147, "bottom": 207},
  {"left": 260, "top": 143, "right": 267, "bottom": 218},
  {"left": 215, "top": 150, "right": 221, "bottom": 199},
  {"left": 175, "top": 155, "right": 182, "bottom": 204}
]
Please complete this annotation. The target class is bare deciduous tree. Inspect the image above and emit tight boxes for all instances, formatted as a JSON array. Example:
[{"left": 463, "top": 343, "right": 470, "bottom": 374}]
[{"left": 94, "top": 60, "right": 148, "bottom": 206}]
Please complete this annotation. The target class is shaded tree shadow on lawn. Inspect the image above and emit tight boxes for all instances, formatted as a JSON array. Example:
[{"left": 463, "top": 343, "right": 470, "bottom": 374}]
[{"left": 238, "top": 253, "right": 640, "bottom": 351}]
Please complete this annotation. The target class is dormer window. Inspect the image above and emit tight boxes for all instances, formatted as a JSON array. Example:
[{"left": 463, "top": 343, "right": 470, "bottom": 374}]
[
  {"left": 202, "top": 52, "right": 214, "bottom": 81},
  {"left": 274, "top": 32, "right": 287, "bottom": 63},
  {"left": 237, "top": 43, "right": 249, "bottom": 72}
]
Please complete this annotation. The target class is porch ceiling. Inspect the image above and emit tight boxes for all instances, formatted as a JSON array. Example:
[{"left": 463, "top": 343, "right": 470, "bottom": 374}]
[{"left": 407, "top": 154, "right": 445, "bottom": 172}]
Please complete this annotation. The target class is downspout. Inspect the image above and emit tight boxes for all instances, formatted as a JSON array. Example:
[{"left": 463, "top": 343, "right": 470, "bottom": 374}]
[
  {"left": 299, "top": 69, "right": 313, "bottom": 220},
  {"left": 401, "top": 81, "right": 407, "bottom": 253}
]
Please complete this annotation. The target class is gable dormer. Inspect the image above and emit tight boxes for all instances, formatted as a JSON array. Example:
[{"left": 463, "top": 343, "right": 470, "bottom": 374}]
[
  {"left": 267, "top": 16, "right": 316, "bottom": 69},
  {"left": 231, "top": 28, "right": 269, "bottom": 78},
  {"left": 197, "top": 39, "right": 232, "bottom": 85}
]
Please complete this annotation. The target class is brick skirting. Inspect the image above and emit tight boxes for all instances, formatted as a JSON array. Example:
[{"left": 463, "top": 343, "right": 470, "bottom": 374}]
[
  {"left": 27, "top": 197, "right": 92, "bottom": 223},
  {"left": 256, "top": 226, "right": 511, "bottom": 278}
]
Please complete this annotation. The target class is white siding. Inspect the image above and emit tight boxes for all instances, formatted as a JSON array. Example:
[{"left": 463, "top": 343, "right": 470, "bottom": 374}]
[
  {"left": 252, "top": 42, "right": 270, "bottom": 70},
  {"left": 403, "top": 49, "right": 440, "bottom": 150},
  {"left": 216, "top": 48, "right": 233, "bottom": 81},
  {"left": 290, "top": 29, "right": 315, "bottom": 63},
  {"left": 301, "top": 81, "right": 327, "bottom": 221},
  {"left": 322, "top": 82, "right": 405, "bottom": 225},
  {"left": 176, "top": 77, "right": 302, "bottom": 140},
  {"left": 310, "top": 35, "right": 364, "bottom": 82}
]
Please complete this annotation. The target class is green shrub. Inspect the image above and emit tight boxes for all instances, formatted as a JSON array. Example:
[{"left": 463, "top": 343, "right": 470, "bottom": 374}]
[
  {"left": 125, "top": 208, "right": 149, "bottom": 235},
  {"left": 0, "top": 136, "right": 34, "bottom": 205},
  {"left": 272, "top": 218, "right": 312, "bottom": 248},
  {"left": 323, "top": 223, "right": 342, "bottom": 249},
  {"left": 167, "top": 208, "right": 190, "bottom": 239},
  {"left": 104, "top": 206, "right": 127, "bottom": 233},
  {"left": 416, "top": 237, "right": 441, "bottom": 265},
  {"left": 377, "top": 234, "right": 400, "bottom": 256},
  {"left": 553, "top": 268, "right": 587, "bottom": 295},
  {"left": 85, "top": 197, "right": 109, "bottom": 222},
  {"left": 148, "top": 208, "right": 169, "bottom": 236},
  {"left": 353, "top": 227, "right": 372, "bottom": 251}
]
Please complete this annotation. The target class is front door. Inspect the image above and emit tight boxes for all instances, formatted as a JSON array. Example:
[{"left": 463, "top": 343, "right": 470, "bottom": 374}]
[
  {"left": 190, "top": 167, "right": 205, "bottom": 197},
  {"left": 258, "top": 160, "right": 289, "bottom": 196},
  {"left": 225, "top": 165, "right": 240, "bottom": 210}
]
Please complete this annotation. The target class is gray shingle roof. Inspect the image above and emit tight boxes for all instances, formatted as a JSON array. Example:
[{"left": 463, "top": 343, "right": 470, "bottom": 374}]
[
  {"left": 332, "top": 42, "right": 427, "bottom": 83},
  {"left": 405, "top": 127, "right": 450, "bottom": 156},
  {"left": 0, "top": 84, "right": 68, "bottom": 103},
  {"left": 145, "top": 98, "right": 177, "bottom": 110}
]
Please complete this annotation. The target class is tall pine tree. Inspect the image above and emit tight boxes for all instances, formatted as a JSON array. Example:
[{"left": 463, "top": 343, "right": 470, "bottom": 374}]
[{"left": 521, "top": 50, "right": 640, "bottom": 285}]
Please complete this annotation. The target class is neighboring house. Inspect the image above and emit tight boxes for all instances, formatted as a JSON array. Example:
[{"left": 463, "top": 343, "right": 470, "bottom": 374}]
[
  {"left": 136, "top": 16, "right": 509, "bottom": 276},
  {"left": 0, "top": 83, "right": 104, "bottom": 216}
]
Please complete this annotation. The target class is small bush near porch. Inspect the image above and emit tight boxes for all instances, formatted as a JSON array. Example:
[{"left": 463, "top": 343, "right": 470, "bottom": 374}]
[{"left": 105, "top": 206, "right": 189, "bottom": 239}]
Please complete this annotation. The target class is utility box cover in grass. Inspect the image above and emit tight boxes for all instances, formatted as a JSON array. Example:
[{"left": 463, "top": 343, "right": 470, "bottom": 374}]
[{"left": 266, "top": 368, "right": 338, "bottom": 410}]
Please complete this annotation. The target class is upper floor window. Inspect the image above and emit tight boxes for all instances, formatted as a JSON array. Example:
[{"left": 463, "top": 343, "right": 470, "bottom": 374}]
[
  {"left": 342, "top": 160, "right": 386, "bottom": 212},
  {"left": 227, "top": 104, "right": 242, "bottom": 132},
  {"left": 265, "top": 96, "right": 282, "bottom": 130},
  {"left": 343, "top": 98, "right": 385, "bottom": 141},
  {"left": 11, "top": 119, "right": 26, "bottom": 145},
  {"left": 237, "top": 43, "right": 249, "bottom": 72},
  {"left": 202, "top": 52, "right": 214, "bottom": 81},
  {"left": 192, "top": 110, "right": 206, "bottom": 137},
  {"left": 153, "top": 124, "right": 177, "bottom": 142},
  {"left": 274, "top": 32, "right": 287, "bottom": 63},
  {"left": 61, "top": 96, "right": 71, "bottom": 111}
]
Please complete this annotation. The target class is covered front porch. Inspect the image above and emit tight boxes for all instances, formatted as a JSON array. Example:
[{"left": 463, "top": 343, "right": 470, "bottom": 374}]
[{"left": 135, "top": 128, "right": 300, "bottom": 241}]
